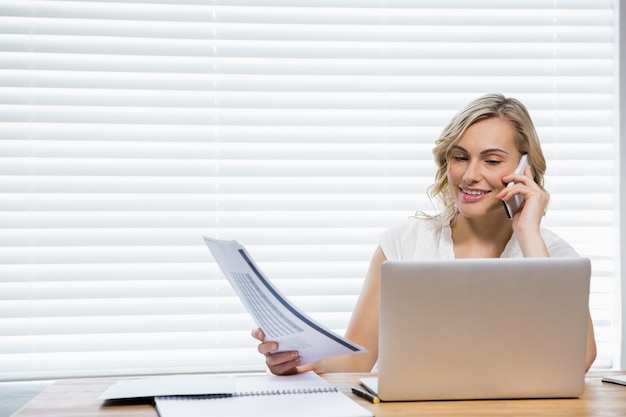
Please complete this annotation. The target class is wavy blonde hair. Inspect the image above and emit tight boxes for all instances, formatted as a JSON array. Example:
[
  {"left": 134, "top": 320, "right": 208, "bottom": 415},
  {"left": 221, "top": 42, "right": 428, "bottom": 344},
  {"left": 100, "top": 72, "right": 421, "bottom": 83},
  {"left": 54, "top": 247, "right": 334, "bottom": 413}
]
[{"left": 427, "top": 93, "right": 547, "bottom": 223}]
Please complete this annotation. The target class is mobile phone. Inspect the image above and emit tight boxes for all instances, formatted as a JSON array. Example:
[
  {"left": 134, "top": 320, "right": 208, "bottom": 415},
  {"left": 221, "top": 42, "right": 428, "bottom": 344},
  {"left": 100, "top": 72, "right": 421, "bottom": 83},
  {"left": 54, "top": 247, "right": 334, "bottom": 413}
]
[{"left": 502, "top": 154, "right": 529, "bottom": 219}]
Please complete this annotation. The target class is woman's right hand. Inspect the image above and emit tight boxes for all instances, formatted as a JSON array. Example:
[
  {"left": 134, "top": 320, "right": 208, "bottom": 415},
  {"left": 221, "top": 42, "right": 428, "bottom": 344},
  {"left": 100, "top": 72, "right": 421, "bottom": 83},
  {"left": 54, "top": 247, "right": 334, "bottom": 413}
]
[{"left": 251, "top": 328, "right": 306, "bottom": 375}]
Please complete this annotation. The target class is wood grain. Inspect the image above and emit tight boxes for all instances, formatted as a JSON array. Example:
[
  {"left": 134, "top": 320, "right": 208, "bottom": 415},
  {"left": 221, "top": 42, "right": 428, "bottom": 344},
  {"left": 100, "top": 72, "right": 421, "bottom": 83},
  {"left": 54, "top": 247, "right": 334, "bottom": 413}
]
[{"left": 11, "top": 371, "right": 626, "bottom": 417}]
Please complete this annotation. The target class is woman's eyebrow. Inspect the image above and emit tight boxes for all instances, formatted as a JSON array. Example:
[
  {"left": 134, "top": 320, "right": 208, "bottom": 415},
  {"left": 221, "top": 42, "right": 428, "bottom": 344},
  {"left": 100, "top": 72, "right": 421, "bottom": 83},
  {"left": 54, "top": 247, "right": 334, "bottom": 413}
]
[
  {"left": 450, "top": 145, "right": 509, "bottom": 156},
  {"left": 480, "top": 148, "right": 509, "bottom": 156},
  {"left": 450, "top": 145, "right": 468, "bottom": 153}
]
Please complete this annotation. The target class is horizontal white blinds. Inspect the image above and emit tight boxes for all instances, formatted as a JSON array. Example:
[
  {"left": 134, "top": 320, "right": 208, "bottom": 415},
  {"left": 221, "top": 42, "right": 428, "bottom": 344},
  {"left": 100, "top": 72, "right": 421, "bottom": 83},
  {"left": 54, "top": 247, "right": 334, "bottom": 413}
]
[{"left": 0, "top": 0, "right": 619, "bottom": 380}]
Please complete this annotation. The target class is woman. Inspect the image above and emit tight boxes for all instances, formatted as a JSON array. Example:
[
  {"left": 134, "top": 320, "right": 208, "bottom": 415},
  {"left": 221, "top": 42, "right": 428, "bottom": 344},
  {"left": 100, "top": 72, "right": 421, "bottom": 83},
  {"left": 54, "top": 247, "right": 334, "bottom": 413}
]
[{"left": 252, "top": 93, "right": 597, "bottom": 375}]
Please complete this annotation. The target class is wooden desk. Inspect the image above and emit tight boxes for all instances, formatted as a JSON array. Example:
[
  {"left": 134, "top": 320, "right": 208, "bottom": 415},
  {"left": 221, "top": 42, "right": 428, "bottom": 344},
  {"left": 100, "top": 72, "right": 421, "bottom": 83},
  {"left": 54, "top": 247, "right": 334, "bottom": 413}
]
[{"left": 10, "top": 371, "right": 626, "bottom": 417}]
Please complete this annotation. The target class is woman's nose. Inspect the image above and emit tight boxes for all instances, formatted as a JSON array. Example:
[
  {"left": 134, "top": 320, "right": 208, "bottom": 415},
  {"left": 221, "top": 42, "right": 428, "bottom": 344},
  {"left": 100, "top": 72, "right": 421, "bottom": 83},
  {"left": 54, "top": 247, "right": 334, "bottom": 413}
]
[{"left": 462, "top": 161, "right": 480, "bottom": 184}]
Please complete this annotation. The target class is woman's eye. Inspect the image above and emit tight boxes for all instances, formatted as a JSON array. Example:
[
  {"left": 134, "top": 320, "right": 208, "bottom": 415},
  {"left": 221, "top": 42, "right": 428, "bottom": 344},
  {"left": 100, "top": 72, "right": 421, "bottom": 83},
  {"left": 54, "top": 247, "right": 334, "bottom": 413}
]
[
  {"left": 486, "top": 160, "right": 502, "bottom": 166},
  {"left": 451, "top": 155, "right": 468, "bottom": 162}
]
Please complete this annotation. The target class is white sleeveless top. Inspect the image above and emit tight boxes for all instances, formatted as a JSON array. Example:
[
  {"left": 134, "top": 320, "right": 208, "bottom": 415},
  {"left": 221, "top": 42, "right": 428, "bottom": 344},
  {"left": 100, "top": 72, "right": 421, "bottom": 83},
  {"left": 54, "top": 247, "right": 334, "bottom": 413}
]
[{"left": 378, "top": 215, "right": 578, "bottom": 261}]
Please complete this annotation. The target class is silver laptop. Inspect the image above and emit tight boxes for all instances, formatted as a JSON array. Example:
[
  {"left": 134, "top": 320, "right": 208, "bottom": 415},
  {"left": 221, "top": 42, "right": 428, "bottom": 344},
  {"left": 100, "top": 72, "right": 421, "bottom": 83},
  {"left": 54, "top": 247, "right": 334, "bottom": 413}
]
[{"left": 363, "top": 257, "right": 591, "bottom": 401}]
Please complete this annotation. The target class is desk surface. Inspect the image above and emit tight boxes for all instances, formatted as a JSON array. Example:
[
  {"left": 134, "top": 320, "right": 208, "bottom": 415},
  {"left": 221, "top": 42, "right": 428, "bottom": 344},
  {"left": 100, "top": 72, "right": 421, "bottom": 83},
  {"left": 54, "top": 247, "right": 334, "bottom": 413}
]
[{"left": 10, "top": 371, "right": 626, "bottom": 417}]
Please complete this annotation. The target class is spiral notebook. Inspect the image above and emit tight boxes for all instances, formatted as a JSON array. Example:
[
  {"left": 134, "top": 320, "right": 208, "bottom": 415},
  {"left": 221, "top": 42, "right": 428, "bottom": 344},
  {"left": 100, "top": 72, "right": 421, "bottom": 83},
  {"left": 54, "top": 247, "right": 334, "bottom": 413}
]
[{"left": 155, "top": 372, "right": 372, "bottom": 417}]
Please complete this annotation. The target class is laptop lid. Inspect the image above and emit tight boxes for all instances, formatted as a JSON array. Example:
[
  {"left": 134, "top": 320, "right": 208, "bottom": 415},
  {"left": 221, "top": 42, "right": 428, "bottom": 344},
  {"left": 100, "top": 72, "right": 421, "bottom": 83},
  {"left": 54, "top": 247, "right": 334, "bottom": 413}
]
[{"left": 376, "top": 257, "right": 591, "bottom": 401}]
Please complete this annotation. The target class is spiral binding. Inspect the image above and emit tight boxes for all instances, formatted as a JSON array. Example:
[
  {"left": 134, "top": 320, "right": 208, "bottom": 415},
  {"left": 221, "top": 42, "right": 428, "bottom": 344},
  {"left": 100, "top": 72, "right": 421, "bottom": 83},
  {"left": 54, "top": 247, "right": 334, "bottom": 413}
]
[
  {"left": 159, "top": 386, "right": 338, "bottom": 401},
  {"left": 235, "top": 386, "right": 338, "bottom": 397}
]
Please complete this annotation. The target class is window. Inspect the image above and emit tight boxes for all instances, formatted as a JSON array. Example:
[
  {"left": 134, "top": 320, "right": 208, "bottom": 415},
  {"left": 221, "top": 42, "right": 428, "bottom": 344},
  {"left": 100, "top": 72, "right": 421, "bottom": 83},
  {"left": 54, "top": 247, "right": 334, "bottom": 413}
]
[{"left": 0, "top": 0, "right": 619, "bottom": 380}]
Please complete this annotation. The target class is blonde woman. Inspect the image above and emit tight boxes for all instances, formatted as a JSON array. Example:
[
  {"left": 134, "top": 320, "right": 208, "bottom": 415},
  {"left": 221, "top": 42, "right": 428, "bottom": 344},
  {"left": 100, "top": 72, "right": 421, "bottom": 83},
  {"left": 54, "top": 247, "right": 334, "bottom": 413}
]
[{"left": 253, "top": 93, "right": 597, "bottom": 375}]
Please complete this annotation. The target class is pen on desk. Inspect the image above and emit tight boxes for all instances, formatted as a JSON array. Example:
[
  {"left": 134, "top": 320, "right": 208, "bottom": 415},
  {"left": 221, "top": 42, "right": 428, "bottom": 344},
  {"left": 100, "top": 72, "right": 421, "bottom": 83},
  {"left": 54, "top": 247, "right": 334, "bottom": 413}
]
[{"left": 351, "top": 386, "right": 380, "bottom": 404}]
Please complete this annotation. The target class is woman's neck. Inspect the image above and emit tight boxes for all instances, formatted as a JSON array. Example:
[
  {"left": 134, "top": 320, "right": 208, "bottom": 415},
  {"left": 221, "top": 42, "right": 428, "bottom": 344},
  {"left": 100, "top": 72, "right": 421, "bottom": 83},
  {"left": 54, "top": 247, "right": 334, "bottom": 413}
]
[{"left": 450, "top": 214, "right": 513, "bottom": 259}]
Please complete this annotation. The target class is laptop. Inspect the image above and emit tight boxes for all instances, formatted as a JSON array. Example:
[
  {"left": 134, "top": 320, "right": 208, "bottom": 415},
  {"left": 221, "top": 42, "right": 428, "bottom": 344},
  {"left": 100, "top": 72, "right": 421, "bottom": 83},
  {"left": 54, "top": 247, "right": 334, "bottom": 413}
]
[{"left": 361, "top": 257, "right": 591, "bottom": 401}]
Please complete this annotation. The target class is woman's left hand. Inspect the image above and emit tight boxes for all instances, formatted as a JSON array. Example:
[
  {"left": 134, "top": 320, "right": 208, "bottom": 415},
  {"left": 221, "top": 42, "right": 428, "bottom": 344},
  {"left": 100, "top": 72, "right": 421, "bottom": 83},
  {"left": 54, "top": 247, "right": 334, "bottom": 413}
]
[{"left": 499, "top": 165, "right": 549, "bottom": 227}]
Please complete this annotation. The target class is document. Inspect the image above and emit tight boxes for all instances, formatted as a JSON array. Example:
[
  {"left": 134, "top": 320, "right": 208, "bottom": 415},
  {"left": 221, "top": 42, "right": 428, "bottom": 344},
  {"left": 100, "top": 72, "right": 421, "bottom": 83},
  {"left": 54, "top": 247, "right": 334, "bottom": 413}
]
[
  {"left": 203, "top": 237, "right": 366, "bottom": 365},
  {"left": 155, "top": 372, "right": 373, "bottom": 417},
  {"left": 99, "top": 374, "right": 235, "bottom": 400},
  {"left": 602, "top": 375, "right": 626, "bottom": 386}
]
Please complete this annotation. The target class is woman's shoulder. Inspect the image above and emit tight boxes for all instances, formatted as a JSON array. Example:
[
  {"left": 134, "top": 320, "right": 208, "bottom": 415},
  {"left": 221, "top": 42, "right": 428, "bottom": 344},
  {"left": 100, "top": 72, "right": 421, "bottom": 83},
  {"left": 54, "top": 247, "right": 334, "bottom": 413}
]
[
  {"left": 379, "top": 213, "right": 449, "bottom": 260},
  {"left": 503, "top": 227, "right": 579, "bottom": 258},
  {"left": 539, "top": 228, "right": 580, "bottom": 257},
  {"left": 383, "top": 213, "right": 445, "bottom": 236}
]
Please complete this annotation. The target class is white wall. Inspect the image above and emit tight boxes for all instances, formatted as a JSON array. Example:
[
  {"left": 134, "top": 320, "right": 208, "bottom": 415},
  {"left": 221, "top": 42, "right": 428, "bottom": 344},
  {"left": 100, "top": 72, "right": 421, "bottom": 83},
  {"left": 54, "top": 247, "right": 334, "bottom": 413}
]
[{"left": 618, "top": 0, "right": 625, "bottom": 369}]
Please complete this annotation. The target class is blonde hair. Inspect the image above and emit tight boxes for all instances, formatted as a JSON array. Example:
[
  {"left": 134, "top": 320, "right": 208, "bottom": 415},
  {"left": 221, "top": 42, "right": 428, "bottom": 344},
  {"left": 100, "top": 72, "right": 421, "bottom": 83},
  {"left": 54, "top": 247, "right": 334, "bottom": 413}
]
[{"left": 427, "top": 93, "right": 547, "bottom": 223}]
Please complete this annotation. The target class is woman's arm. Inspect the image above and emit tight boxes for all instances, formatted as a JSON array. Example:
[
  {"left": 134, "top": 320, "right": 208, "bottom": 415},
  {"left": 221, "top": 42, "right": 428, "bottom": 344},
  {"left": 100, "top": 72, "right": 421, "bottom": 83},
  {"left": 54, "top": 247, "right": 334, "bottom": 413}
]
[
  {"left": 501, "top": 166, "right": 597, "bottom": 371},
  {"left": 585, "top": 313, "right": 597, "bottom": 372},
  {"left": 310, "top": 245, "right": 386, "bottom": 373}
]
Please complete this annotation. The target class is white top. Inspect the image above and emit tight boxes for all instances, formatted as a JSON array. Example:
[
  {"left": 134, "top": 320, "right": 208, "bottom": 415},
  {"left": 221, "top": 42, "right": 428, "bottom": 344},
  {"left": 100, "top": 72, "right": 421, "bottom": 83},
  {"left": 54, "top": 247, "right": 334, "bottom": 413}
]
[{"left": 379, "top": 215, "right": 579, "bottom": 261}]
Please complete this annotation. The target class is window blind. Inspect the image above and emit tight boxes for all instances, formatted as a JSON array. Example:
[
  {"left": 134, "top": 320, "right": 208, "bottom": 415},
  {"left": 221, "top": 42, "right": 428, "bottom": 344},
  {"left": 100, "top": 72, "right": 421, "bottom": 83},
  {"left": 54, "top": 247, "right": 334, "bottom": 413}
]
[{"left": 0, "top": 0, "right": 619, "bottom": 380}]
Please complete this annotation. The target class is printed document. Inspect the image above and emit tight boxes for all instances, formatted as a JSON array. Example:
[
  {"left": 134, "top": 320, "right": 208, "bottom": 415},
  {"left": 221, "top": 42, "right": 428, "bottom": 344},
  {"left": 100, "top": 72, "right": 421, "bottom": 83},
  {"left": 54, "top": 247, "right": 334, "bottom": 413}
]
[{"left": 203, "top": 237, "right": 366, "bottom": 365}]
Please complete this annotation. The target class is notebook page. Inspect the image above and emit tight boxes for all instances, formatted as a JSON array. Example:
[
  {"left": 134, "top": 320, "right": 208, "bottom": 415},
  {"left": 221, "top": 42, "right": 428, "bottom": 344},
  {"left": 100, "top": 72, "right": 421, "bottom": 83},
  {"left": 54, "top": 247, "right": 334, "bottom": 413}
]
[
  {"left": 234, "top": 371, "right": 336, "bottom": 394},
  {"left": 155, "top": 372, "right": 372, "bottom": 417},
  {"left": 156, "top": 391, "right": 372, "bottom": 417}
]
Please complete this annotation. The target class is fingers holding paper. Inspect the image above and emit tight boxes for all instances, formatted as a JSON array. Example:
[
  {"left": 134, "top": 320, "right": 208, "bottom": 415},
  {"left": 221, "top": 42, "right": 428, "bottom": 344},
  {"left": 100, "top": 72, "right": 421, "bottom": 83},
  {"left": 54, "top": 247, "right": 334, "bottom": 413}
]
[{"left": 251, "top": 328, "right": 311, "bottom": 376}]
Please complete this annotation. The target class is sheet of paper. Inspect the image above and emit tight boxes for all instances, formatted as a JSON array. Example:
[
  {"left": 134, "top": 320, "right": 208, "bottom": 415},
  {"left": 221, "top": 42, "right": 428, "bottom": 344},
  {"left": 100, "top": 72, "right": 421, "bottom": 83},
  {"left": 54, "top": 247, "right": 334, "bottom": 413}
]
[
  {"left": 98, "top": 374, "right": 235, "bottom": 400},
  {"left": 231, "top": 370, "right": 337, "bottom": 393},
  {"left": 358, "top": 377, "right": 379, "bottom": 396},
  {"left": 203, "top": 237, "right": 366, "bottom": 365},
  {"left": 602, "top": 375, "right": 626, "bottom": 386}
]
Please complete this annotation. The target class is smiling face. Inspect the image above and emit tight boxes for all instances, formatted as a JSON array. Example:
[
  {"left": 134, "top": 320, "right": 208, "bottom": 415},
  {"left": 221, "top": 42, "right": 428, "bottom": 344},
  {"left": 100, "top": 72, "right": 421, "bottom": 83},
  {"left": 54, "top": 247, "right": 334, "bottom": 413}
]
[{"left": 446, "top": 117, "right": 523, "bottom": 219}]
